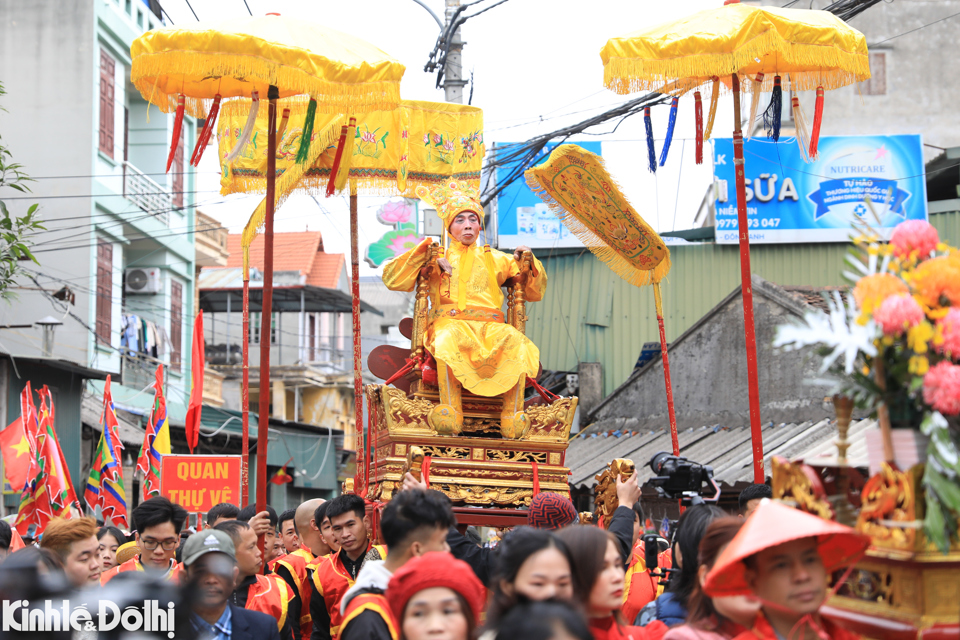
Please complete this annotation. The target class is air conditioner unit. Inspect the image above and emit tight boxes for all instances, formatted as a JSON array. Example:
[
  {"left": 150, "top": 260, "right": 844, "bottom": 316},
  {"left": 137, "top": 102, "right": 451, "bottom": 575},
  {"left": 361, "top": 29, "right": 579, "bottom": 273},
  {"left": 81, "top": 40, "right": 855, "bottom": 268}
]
[{"left": 124, "top": 267, "right": 162, "bottom": 294}]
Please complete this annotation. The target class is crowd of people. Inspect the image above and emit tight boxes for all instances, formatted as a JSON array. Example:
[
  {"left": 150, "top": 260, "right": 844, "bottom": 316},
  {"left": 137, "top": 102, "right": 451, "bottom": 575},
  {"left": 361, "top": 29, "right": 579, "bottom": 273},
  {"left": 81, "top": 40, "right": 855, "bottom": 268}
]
[{"left": 0, "top": 472, "right": 868, "bottom": 640}]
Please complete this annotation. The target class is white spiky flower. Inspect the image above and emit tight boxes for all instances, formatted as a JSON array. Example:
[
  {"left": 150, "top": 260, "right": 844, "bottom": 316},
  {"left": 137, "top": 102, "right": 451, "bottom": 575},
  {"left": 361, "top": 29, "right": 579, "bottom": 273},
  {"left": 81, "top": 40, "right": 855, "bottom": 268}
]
[{"left": 774, "top": 291, "right": 878, "bottom": 375}]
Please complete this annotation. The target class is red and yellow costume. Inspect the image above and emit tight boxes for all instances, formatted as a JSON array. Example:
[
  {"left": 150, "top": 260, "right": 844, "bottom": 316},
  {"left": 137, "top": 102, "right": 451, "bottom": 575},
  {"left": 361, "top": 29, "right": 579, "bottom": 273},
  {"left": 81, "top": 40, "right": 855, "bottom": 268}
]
[
  {"left": 276, "top": 545, "right": 316, "bottom": 639},
  {"left": 382, "top": 181, "right": 547, "bottom": 438},
  {"left": 312, "top": 543, "right": 387, "bottom": 640},
  {"left": 100, "top": 557, "right": 181, "bottom": 585},
  {"left": 341, "top": 592, "right": 399, "bottom": 640},
  {"left": 622, "top": 541, "right": 672, "bottom": 623},
  {"left": 246, "top": 573, "right": 295, "bottom": 632}
]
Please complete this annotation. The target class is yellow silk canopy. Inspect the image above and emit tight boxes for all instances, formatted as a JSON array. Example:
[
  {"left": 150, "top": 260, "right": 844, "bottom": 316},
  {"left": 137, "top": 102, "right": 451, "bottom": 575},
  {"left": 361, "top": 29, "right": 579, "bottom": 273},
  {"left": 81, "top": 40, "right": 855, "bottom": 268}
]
[
  {"left": 525, "top": 144, "right": 670, "bottom": 287},
  {"left": 131, "top": 14, "right": 405, "bottom": 117},
  {"left": 216, "top": 97, "right": 484, "bottom": 261},
  {"left": 601, "top": 3, "right": 869, "bottom": 96}
]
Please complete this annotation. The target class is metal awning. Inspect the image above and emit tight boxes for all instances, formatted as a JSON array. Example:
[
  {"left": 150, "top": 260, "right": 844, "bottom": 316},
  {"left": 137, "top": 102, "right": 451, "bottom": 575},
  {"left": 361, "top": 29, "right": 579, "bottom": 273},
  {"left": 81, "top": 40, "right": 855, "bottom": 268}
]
[
  {"left": 0, "top": 352, "right": 111, "bottom": 380},
  {"left": 199, "top": 285, "right": 381, "bottom": 315}
]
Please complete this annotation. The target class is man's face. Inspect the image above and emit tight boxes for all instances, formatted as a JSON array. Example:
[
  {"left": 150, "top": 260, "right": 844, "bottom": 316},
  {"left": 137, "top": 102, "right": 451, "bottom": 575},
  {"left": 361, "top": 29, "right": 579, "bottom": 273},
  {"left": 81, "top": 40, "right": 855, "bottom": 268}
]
[
  {"left": 320, "top": 517, "right": 340, "bottom": 553},
  {"left": 281, "top": 520, "right": 300, "bottom": 553},
  {"left": 449, "top": 212, "right": 480, "bottom": 246},
  {"left": 235, "top": 526, "right": 262, "bottom": 578},
  {"left": 188, "top": 554, "right": 238, "bottom": 609},
  {"left": 137, "top": 522, "right": 179, "bottom": 570},
  {"left": 328, "top": 510, "right": 368, "bottom": 556},
  {"left": 745, "top": 538, "right": 827, "bottom": 617},
  {"left": 62, "top": 535, "right": 102, "bottom": 587}
]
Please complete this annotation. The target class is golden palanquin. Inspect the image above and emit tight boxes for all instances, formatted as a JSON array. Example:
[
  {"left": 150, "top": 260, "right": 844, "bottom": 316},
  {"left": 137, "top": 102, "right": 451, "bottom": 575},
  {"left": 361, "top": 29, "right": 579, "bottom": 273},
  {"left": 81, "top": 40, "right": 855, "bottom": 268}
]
[{"left": 365, "top": 246, "right": 577, "bottom": 507}]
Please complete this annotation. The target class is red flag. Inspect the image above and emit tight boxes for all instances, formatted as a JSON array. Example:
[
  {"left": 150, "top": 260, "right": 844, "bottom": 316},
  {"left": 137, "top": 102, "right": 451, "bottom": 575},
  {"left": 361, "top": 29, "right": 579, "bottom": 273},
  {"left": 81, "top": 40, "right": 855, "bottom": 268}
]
[
  {"left": 83, "top": 376, "right": 128, "bottom": 529},
  {"left": 137, "top": 365, "right": 169, "bottom": 500},
  {"left": 0, "top": 417, "right": 32, "bottom": 490},
  {"left": 15, "top": 383, "right": 54, "bottom": 535},
  {"left": 184, "top": 310, "right": 205, "bottom": 453},
  {"left": 36, "top": 386, "right": 81, "bottom": 516},
  {"left": 270, "top": 458, "right": 295, "bottom": 485}
]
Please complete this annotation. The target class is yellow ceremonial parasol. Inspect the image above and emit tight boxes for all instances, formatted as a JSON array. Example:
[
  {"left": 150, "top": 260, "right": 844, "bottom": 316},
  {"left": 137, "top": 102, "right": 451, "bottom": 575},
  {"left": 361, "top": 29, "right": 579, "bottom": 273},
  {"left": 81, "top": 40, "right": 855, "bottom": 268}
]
[
  {"left": 215, "top": 96, "right": 485, "bottom": 496},
  {"left": 525, "top": 144, "right": 681, "bottom": 455},
  {"left": 600, "top": 0, "right": 869, "bottom": 482},
  {"left": 131, "top": 13, "right": 405, "bottom": 516}
]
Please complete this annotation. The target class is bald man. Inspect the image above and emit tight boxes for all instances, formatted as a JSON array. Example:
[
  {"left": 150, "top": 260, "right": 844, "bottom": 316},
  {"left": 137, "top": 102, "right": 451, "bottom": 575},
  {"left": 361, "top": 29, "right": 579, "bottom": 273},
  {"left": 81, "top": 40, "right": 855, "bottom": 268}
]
[{"left": 275, "top": 499, "right": 326, "bottom": 640}]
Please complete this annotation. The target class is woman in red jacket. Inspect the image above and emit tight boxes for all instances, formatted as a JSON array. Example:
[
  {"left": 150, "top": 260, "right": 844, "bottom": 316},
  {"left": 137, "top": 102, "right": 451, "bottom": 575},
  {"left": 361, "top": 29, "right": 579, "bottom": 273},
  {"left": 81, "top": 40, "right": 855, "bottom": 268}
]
[{"left": 558, "top": 526, "right": 667, "bottom": 640}]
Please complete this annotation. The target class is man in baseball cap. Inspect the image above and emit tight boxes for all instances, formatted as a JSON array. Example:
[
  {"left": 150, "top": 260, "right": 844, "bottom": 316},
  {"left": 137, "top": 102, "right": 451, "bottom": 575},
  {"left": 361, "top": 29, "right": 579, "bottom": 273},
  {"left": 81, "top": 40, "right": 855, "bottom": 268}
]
[{"left": 182, "top": 530, "right": 281, "bottom": 640}]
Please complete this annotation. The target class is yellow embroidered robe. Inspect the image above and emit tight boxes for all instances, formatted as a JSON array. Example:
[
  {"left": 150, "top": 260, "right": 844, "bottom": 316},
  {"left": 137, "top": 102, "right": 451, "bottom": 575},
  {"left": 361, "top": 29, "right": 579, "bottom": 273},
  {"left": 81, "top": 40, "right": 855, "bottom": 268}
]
[{"left": 382, "top": 239, "right": 547, "bottom": 397}]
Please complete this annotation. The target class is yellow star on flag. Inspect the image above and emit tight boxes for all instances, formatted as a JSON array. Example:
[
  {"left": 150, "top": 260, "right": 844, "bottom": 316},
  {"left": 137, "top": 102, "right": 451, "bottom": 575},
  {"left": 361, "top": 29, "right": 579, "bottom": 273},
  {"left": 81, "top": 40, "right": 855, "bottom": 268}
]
[{"left": 11, "top": 436, "right": 29, "bottom": 458}]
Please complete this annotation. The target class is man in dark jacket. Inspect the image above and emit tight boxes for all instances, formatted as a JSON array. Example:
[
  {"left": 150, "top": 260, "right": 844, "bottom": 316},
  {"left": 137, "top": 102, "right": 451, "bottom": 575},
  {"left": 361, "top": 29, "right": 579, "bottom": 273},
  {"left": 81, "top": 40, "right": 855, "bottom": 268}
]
[{"left": 182, "top": 529, "right": 281, "bottom": 640}]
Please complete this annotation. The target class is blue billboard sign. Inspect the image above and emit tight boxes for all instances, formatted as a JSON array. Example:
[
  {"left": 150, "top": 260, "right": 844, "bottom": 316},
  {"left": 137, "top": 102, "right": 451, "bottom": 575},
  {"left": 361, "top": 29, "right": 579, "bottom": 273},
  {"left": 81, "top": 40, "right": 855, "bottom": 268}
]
[
  {"left": 713, "top": 134, "right": 927, "bottom": 244},
  {"left": 495, "top": 141, "right": 602, "bottom": 249}
]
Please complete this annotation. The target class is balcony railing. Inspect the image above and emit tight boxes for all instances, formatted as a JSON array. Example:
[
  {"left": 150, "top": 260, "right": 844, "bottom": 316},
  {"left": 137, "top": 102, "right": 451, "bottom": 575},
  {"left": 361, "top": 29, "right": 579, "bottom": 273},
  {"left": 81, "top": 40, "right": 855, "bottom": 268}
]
[
  {"left": 120, "top": 352, "right": 166, "bottom": 391},
  {"left": 123, "top": 161, "right": 171, "bottom": 226}
]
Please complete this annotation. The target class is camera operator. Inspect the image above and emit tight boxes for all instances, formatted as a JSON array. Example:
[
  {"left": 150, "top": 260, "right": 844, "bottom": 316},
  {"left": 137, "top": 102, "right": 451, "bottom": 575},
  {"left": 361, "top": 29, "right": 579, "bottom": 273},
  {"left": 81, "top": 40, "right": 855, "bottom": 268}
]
[
  {"left": 183, "top": 529, "right": 281, "bottom": 640},
  {"left": 39, "top": 517, "right": 103, "bottom": 588}
]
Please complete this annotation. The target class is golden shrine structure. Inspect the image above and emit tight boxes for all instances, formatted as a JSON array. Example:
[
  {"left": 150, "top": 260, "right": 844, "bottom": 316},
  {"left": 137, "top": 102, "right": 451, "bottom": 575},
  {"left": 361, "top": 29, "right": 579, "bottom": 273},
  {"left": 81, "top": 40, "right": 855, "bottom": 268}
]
[{"left": 363, "top": 244, "right": 578, "bottom": 527}]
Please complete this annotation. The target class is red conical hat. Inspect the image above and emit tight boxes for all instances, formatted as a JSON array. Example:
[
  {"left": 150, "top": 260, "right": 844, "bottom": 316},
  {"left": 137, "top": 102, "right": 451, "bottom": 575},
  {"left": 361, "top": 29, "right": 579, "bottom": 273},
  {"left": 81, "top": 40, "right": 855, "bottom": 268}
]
[{"left": 703, "top": 499, "right": 869, "bottom": 598}]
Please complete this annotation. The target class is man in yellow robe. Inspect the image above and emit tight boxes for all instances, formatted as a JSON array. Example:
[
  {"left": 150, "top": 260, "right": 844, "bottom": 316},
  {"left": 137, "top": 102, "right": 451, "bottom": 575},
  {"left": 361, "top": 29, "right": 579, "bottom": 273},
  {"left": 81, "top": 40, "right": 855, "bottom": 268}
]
[{"left": 382, "top": 181, "right": 547, "bottom": 439}]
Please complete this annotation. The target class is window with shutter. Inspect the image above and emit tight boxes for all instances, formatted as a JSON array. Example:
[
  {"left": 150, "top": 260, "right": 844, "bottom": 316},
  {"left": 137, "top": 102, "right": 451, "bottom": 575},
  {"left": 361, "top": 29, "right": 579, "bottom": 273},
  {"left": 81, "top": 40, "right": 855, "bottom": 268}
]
[
  {"left": 865, "top": 52, "right": 886, "bottom": 96},
  {"left": 172, "top": 127, "right": 184, "bottom": 209},
  {"left": 96, "top": 242, "right": 113, "bottom": 345},
  {"left": 171, "top": 280, "right": 182, "bottom": 372},
  {"left": 99, "top": 51, "right": 115, "bottom": 157}
]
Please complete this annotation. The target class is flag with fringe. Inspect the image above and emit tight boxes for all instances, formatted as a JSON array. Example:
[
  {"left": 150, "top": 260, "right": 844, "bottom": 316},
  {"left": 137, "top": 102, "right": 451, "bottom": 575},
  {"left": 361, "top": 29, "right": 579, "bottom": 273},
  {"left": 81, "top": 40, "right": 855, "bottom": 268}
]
[
  {"left": 36, "top": 385, "right": 82, "bottom": 516},
  {"left": 137, "top": 365, "right": 170, "bottom": 501},
  {"left": 524, "top": 144, "right": 670, "bottom": 287},
  {"left": 84, "top": 376, "right": 128, "bottom": 529},
  {"left": 14, "top": 383, "right": 53, "bottom": 536}
]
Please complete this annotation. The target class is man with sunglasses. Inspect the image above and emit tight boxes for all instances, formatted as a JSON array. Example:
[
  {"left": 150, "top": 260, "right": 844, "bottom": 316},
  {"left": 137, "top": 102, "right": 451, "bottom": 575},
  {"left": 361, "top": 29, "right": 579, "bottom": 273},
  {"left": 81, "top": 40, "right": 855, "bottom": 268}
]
[{"left": 101, "top": 496, "right": 188, "bottom": 584}]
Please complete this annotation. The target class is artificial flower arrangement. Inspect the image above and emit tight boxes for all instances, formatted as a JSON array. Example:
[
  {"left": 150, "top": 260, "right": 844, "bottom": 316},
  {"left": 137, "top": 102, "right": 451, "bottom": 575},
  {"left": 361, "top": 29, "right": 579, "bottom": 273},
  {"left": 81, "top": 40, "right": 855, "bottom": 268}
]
[{"left": 774, "top": 218, "right": 960, "bottom": 552}]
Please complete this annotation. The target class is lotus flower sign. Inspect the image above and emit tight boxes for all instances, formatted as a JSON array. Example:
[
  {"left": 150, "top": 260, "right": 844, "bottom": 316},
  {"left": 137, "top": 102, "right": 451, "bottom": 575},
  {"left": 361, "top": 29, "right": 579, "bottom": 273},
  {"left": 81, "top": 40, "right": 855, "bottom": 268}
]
[{"left": 713, "top": 134, "right": 927, "bottom": 244}]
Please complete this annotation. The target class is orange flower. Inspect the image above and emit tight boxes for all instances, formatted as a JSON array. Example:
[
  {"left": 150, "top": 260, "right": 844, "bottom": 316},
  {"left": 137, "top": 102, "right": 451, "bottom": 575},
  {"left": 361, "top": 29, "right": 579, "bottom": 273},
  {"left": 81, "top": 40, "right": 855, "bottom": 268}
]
[
  {"left": 853, "top": 273, "right": 908, "bottom": 316},
  {"left": 909, "top": 255, "right": 960, "bottom": 310}
]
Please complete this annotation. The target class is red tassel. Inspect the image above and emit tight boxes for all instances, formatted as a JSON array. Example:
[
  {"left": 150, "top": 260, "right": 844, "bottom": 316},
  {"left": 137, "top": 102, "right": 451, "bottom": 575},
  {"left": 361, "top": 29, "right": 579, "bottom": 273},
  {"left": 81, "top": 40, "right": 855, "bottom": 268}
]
[
  {"left": 165, "top": 94, "right": 185, "bottom": 173},
  {"left": 325, "top": 124, "right": 349, "bottom": 197},
  {"left": 694, "top": 90, "right": 704, "bottom": 165},
  {"left": 422, "top": 456, "right": 432, "bottom": 489},
  {"left": 190, "top": 94, "right": 222, "bottom": 167},
  {"left": 532, "top": 461, "right": 540, "bottom": 495},
  {"left": 809, "top": 86, "right": 824, "bottom": 160}
]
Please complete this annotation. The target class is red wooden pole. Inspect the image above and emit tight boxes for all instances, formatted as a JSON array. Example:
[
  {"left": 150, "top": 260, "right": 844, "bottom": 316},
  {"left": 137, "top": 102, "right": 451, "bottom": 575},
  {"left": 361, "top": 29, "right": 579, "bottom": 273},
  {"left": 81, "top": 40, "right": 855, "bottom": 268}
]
[
  {"left": 241, "top": 275, "right": 250, "bottom": 506},
  {"left": 653, "top": 283, "right": 679, "bottom": 456},
  {"left": 731, "top": 74, "right": 765, "bottom": 483},
  {"left": 256, "top": 86, "right": 278, "bottom": 558},
  {"left": 350, "top": 191, "right": 366, "bottom": 496}
]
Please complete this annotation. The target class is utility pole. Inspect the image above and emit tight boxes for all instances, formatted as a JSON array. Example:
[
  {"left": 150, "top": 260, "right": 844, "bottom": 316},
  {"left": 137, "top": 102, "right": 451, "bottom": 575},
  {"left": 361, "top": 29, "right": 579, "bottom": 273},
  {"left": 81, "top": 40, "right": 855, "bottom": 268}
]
[{"left": 443, "top": 0, "right": 467, "bottom": 104}]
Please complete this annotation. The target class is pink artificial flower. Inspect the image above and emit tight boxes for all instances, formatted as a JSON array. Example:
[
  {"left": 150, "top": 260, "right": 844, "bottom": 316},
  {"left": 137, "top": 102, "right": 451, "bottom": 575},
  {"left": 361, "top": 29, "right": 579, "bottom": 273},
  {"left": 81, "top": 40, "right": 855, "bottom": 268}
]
[
  {"left": 937, "top": 308, "right": 960, "bottom": 359},
  {"left": 387, "top": 233, "right": 420, "bottom": 255},
  {"left": 433, "top": 134, "right": 442, "bottom": 145},
  {"left": 379, "top": 200, "right": 413, "bottom": 224},
  {"left": 923, "top": 361, "right": 960, "bottom": 416},
  {"left": 890, "top": 220, "right": 939, "bottom": 260},
  {"left": 443, "top": 139, "right": 455, "bottom": 152},
  {"left": 361, "top": 131, "right": 377, "bottom": 143},
  {"left": 874, "top": 293, "right": 925, "bottom": 336},
  {"left": 423, "top": 133, "right": 430, "bottom": 144}
]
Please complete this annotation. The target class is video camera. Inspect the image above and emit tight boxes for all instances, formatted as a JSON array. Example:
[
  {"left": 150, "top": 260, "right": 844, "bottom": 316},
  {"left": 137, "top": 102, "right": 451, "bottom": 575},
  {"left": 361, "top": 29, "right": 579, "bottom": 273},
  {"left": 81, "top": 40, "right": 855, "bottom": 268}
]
[{"left": 647, "top": 451, "right": 720, "bottom": 507}]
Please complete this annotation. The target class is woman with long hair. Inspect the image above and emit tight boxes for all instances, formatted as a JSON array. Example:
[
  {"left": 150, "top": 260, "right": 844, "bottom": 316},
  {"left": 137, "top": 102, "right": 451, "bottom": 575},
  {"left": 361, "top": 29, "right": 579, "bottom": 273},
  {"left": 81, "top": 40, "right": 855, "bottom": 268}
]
[
  {"left": 485, "top": 527, "right": 575, "bottom": 629},
  {"left": 663, "top": 518, "right": 760, "bottom": 639},
  {"left": 637, "top": 505, "right": 726, "bottom": 628},
  {"left": 387, "top": 551, "right": 486, "bottom": 640},
  {"left": 97, "top": 525, "right": 125, "bottom": 573},
  {"left": 557, "top": 525, "right": 664, "bottom": 640}
]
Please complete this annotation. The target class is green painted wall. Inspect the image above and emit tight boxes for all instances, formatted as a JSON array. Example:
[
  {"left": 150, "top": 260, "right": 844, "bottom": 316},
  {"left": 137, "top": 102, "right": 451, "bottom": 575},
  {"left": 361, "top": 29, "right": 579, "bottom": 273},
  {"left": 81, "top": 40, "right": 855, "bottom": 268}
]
[{"left": 527, "top": 205, "right": 960, "bottom": 397}]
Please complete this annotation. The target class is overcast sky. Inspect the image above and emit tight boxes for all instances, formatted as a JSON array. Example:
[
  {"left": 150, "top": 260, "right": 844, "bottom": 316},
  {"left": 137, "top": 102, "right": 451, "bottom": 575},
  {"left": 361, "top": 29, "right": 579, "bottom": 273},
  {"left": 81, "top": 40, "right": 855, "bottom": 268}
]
[{"left": 159, "top": 0, "right": 729, "bottom": 275}]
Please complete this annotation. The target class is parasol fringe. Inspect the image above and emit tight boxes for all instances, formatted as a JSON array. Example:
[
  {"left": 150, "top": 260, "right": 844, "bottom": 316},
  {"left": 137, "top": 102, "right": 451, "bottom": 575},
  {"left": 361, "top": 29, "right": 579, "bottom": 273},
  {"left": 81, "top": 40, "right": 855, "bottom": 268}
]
[
  {"left": 704, "top": 77, "right": 720, "bottom": 141},
  {"left": 761, "top": 75, "right": 783, "bottom": 141},
  {"left": 602, "top": 28, "right": 870, "bottom": 96},
  {"left": 131, "top": 52, "right": 403, "bottom": 118},
  {"left": 644, "top": 107, "right": 657, "bottom": 174},
  {"left": 792, "top": 95, "right": 813, "bottom": 163},
  {"left": 225, "top": 91, "right": 260, "bottom": 164},
  {"left": 659, "top": 97, "right": 679, "bottom": 167},
  {"left": 165, "top": 94, "right": 185, "bottom": 173},
  {"left": 809, "top": 86, "right": 824, "bottom": 159},
  {"left": 295, "top": 98, "right": 318, "bottom": 164},
  {"left": 191, "top": 94, "right": 221, "bottom": 167},
  {"left": 525, "top": 153, "right": 671, "bottom": 288}
]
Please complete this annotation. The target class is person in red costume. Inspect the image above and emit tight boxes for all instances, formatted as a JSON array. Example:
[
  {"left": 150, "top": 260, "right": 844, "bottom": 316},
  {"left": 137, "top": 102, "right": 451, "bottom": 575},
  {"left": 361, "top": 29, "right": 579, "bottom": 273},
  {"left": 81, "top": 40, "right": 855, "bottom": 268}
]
[
  {"left": 663, "top": 518, "right": 759, "bottom": 640},
  {"left": 703, "top": 500, "right": 868, "bottom": 640},
  {"left": 557, "top": 526, "right": 668, "bottom": 640}
]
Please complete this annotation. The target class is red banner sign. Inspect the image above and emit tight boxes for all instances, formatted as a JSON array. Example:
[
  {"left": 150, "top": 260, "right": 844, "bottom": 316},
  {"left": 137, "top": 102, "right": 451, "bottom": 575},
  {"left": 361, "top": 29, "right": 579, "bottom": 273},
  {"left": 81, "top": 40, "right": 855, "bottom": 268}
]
[{"left": 160, "top": 455, "right": 242, "bottom": 513}]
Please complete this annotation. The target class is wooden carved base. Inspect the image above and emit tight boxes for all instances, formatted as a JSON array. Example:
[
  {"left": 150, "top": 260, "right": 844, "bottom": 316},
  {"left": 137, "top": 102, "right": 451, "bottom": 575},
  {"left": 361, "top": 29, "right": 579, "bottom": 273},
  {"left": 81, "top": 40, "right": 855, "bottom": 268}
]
[{"left": 365, "top": 384, "right": 576, "bottom": 507}]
